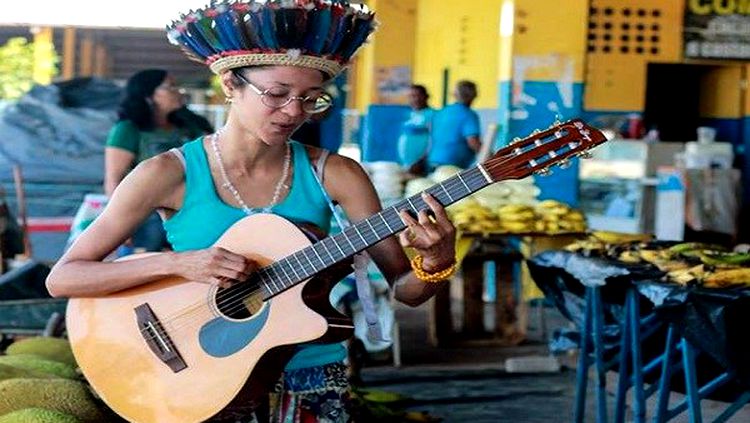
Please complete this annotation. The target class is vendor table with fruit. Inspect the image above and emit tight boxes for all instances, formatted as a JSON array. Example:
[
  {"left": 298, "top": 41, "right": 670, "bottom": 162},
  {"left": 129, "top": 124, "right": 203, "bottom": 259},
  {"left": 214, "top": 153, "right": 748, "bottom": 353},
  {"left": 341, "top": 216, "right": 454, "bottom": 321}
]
[{"left": 527, "top": 237, "right": 750, "bottom": 422}]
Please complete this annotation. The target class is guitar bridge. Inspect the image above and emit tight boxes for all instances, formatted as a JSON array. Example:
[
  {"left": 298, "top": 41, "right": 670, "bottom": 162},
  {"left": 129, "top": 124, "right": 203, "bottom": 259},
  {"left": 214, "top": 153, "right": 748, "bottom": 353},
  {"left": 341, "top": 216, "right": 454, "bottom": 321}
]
[{"left": 135, "top": 303, "right": 187, "bottom": 373}]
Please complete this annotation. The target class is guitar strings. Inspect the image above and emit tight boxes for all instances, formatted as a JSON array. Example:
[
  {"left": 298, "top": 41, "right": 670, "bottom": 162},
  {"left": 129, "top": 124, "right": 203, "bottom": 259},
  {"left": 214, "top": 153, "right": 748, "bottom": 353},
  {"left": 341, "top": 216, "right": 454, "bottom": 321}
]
[
  {"left": 137, "top": 142, "right": 588, "bottom": 344},
  {"left": 153, "top": 138, "right": 593, "bottom": 338},
  {"left": 140, "top": 142, "right": 589, "bottom": 346},
  {"left": 134, "top": 174, "right": 483, "bottom": 342}
]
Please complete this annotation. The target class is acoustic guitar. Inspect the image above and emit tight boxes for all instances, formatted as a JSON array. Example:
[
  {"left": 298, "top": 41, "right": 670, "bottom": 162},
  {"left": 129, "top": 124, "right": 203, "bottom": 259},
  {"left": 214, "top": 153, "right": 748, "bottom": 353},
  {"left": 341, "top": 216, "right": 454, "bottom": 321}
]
[{"left": 66, "top": 118, "right": 606, "bottom": 422}]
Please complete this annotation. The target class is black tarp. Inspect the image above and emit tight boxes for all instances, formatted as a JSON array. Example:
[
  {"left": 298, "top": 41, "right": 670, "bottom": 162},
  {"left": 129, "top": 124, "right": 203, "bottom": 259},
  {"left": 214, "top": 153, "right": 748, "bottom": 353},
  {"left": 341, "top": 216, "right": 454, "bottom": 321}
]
[{"left": 638, "top": 282, "right": 750, "bottom": 388}]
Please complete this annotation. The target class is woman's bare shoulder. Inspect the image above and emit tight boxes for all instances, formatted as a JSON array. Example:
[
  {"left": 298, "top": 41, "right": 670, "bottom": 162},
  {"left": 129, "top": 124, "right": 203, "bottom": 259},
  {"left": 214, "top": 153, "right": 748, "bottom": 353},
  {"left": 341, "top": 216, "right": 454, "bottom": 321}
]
[{"left": 119, "top": 150, "right": 186, "bottom": 210}]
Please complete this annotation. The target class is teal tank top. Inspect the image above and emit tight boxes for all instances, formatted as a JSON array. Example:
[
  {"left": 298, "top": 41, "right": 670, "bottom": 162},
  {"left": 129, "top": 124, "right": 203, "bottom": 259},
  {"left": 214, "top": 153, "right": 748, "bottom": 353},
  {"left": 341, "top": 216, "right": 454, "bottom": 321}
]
[{"left": 163, "top": 138, "right": 346, "bottom": 370}]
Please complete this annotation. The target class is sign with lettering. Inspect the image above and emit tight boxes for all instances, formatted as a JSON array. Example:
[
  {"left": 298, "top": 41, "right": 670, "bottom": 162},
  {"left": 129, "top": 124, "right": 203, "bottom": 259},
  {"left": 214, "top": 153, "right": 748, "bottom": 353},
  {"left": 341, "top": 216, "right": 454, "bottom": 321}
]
[{"left": 684, "top": 0, "right": 750, "bottom": 59}]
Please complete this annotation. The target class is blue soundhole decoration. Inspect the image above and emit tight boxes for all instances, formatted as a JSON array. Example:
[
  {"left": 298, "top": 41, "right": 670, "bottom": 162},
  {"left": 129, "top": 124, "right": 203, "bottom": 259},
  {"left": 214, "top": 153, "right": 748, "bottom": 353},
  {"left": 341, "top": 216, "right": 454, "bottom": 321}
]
[{"left": 199, "top": 303, "right": 271, "bottom": 357}]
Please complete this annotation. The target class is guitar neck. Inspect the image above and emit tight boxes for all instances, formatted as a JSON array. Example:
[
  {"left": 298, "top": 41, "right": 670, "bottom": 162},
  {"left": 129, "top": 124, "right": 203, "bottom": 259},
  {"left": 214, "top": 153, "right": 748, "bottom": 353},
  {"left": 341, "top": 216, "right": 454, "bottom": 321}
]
[{"left": 257, "top": 165, "right": 492, "bottom": 299}]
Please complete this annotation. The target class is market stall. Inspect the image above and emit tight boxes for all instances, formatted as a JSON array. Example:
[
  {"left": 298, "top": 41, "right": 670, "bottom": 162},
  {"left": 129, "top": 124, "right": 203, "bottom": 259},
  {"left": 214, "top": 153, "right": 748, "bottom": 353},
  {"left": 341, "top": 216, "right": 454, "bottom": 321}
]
[{"left": 528, "top": 238, "right": 750, "bottom": 422}]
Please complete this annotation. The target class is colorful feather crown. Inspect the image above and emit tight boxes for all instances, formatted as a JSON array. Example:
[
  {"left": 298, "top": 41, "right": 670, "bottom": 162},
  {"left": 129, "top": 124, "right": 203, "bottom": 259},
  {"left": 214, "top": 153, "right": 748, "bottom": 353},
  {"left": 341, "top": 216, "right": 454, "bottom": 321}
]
[{"left": 167, "top": 0, "right": 377, "bottom": 78}]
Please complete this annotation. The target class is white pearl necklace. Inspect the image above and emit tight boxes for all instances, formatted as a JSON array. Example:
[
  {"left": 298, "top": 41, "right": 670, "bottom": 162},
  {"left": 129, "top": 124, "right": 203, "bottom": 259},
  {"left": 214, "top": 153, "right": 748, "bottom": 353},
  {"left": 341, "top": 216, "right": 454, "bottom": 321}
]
[{"left": 210, "top": 130, "right": 291, "bottom": 214}]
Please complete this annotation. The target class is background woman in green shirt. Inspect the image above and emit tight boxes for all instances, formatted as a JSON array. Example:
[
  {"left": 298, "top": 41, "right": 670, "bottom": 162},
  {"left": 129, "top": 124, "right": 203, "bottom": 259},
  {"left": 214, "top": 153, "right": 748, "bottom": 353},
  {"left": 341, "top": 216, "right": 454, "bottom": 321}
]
[{"left": 104, "top": 69, "right": 212, "bottom": 252}]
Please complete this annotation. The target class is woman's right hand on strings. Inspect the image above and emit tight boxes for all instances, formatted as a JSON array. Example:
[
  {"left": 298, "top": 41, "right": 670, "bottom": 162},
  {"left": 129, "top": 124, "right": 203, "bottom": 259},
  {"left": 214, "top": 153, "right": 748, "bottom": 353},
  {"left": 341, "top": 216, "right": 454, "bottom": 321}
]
[{"left": 173, "top": 247, "right": 258, "bottom": 287}]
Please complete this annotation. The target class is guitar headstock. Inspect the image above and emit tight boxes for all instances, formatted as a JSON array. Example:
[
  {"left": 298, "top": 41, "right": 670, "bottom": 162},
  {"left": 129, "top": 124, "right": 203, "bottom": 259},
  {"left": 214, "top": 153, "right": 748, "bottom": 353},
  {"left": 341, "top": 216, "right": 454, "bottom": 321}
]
[{"left": 480, "top": 118, "right": 607, "bottom": 182}]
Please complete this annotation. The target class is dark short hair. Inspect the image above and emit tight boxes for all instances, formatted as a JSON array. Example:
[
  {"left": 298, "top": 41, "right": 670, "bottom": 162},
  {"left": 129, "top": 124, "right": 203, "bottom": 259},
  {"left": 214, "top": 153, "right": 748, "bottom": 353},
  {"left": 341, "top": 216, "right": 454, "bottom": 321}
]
[
  {"left": 455, "top": 80, "right": 477, "bottom": 102},
  {"left": 410, "top": 84, "right": 429, "bottom": 98}
]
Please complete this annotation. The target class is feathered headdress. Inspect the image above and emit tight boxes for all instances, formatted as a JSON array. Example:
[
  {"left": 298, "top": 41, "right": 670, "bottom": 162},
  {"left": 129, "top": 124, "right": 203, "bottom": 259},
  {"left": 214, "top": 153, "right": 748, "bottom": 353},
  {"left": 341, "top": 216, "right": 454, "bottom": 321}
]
[{"left": 167, "top": 0, "right": 377, "bottom": 78}]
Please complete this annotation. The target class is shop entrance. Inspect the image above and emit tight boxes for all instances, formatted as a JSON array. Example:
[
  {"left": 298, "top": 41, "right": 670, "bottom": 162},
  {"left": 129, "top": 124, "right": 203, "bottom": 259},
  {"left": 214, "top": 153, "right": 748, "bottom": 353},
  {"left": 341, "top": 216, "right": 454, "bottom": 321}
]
[
  {"left": 644, "top": 63, "right": 704, "bottom": 141},
  {"left": 644, "top": 62, "right": 746, "bottom": 142}
]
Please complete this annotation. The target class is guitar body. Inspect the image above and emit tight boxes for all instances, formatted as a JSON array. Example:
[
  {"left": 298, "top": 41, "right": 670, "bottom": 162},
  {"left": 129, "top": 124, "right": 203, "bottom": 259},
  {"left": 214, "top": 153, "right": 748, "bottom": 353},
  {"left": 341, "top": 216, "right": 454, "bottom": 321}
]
[{"left": 66, "top": 214, "right": 354, "bottom": 423}]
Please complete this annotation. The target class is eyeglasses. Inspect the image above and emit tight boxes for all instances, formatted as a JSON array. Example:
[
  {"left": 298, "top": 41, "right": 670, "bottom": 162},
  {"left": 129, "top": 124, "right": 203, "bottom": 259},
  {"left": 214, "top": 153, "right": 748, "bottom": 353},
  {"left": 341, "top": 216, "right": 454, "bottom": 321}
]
[{"left": 233, "top": 71, "right": 333, "bottom": 114}]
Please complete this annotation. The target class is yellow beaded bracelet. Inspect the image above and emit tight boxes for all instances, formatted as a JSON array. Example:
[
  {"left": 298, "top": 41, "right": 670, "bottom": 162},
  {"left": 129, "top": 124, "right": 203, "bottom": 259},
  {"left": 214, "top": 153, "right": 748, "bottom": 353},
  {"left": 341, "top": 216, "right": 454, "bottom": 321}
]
[{"left": 410, "top": 254, "right": 457, "bottom": 283}]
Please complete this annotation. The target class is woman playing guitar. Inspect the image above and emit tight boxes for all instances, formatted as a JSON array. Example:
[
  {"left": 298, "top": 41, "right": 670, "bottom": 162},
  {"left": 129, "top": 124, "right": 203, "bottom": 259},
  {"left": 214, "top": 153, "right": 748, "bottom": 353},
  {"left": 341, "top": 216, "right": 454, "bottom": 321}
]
[{"left": 46, "top": 2, "right": 457, "bottom": 422}]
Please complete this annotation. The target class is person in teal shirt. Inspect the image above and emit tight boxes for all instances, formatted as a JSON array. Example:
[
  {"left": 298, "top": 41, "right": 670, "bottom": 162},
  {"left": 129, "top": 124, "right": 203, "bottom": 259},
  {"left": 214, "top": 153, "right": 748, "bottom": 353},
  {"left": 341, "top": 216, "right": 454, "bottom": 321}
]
[
  {"left": 47, "top": 2, "right": 458, "bottom": 422},
  {"left": 427, "top": 80, "right": 482, "bottom": 170},
  {"left": 105, "top": 69, "right": 212, "bottom": 252}
]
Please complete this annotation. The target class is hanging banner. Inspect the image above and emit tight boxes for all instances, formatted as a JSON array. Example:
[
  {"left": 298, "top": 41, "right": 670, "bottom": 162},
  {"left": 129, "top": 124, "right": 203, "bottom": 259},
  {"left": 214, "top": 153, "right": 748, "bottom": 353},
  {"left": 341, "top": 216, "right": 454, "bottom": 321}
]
[{"left": 684, "top": 1, "right": 750, "bottom": 59}]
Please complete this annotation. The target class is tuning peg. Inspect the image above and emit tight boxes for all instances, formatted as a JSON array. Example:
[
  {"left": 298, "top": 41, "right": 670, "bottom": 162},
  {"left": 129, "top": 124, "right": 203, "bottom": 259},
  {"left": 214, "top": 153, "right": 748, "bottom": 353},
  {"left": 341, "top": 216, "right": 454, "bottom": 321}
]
[
  {"left": 513, "top": 148, "right": 522, "bottom": 156},
  {"left": 510, "top": 137, "right": 522, "bottom": 144},
  {"left": 578, "top": 150, "right": 594, "bottom": 159},
  {"left": 531, "top": 129, "right": 541, "bottom": 135},
  {"left": 558, "top": 159, "right": 572, "bottom": 169},
  {"left": 535, "top": 168, "right": 553, "bottom": 176}
]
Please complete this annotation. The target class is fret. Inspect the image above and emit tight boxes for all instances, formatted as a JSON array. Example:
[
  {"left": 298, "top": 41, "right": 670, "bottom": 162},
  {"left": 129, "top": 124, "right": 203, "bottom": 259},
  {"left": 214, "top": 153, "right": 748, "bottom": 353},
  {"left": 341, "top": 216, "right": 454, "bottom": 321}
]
[
  {"left": 365, "top": 218, "right": 381, "bottom": 240},
  {"left": 311, "top": 244, "right": 327, "bottom": 267},
  {"left": 320, "top": 238, "right": 338, "bottom": 263},
  {"left": 258, "top": 272, "right": 273, "bottom": 296},
  {"left": 439, "top": 184, "right": 454, "bottom": 203},
  {"left": 276, "top": 261, "right": 293, "bottom": 287},
  {"left": 273, "top": 266, "right": 290, "bottom": 291},
  {"left": 292, "top": 253, "right": 308, "bottom": 275},
  {"left": 330, "top": 236, "right": 346, "bottom": 258},
  {"left": 456, "top": 173, "right": 471, "bottom": 192},
  {"left": 341, "top": 229, "right": 358, "bottom": 252},
  {"left": 263, "top": 268, "right": 281, "bottom": 292},
  {"left": 383, "top": 208, "right": 405, "bottom": 233},
  {"left": 301, "top": 248, "right": 317, "bottom": 271},
  {"left": 285, "top": 257, "right": 302, "bottom": 280},
  {"left": 406, "top": 197, "right": 417, "bottom": 213},
  {"left": 353, "top": 225, "right": 368, "bottom": 246},
  {"left": 379, "top": 212, "right": 394, "bottom": 233}
]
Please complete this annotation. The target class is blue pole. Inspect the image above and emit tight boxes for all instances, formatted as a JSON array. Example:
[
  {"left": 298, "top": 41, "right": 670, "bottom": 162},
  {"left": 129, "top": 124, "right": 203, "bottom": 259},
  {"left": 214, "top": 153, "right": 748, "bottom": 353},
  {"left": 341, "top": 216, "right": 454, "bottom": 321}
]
[
  {"left": 713, "top": 391, "right": 750, "bottom": 423},
  {"left": 629, "top": 289, "right": 646, "bottom": 423},
  {"left": 654, "top": 325, "right": 676, "bottom": 423},
  {"left": 592, "top": 288, "right": 609, "bottom": 423},
  {"left": 614, "top": 292, "right": 632, "bottom": 423},
  {"left": 682, "top": 339, "right": 703, "bottom": 423},
  {"left": 575, "top": 289, "right": 594, "bottom": 423}
]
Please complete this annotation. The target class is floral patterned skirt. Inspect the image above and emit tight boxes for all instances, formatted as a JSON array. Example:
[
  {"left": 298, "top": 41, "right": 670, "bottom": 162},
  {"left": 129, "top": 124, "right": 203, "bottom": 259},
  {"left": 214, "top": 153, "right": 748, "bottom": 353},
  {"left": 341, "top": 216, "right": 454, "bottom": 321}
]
[
  {"left": 209, "top": 361, "right": 351, "bottom": 423},
  {"left": 270, "top": 362, "right": 351, "bottom": 423}
]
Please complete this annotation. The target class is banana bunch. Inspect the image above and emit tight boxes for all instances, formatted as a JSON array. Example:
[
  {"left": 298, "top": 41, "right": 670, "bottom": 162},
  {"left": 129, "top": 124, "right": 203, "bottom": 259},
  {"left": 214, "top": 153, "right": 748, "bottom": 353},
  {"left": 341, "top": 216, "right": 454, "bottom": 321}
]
[
  {"left": 448, "top": 201, "right": 501, "bottom": 233},
  {"left": 667, "top": 265, "right": 750, "bottom": 288},
  {"left": 496, "top": 204, "right": 536, "bottom": 233},
  {"left": 635, "top": 249, "right": 691, "bottom": 271},
  {"left": 704, "top": 268, "right": 750, "bottom": 288},
  {"left": 591, "top": 231, "right": 654, "bottom": 245},
  {"left": 534, "top": 200, "right": 588, "bottom": 233},
  {"left": 564, "top": 238, "right": 607, "bottom": 255},
  {"left": 667, "top": 264, "right": 707, "bottom": 286}
]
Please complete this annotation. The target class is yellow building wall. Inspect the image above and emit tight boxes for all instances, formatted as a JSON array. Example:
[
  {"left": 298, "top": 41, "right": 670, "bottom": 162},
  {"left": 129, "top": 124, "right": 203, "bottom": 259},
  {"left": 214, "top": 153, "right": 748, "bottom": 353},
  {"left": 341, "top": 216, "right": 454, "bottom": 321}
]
[
  {"left": 511, "top": 0, "right": 589, "bottom": 83},
  {"left": 353, "top": 0, "right": 418, "bottom": 111},
  {"left": 412, "top": 0, "right": 504, "bottom": 109},
  {"left": 584, "top": 0, "right": 685, "bottom": 111},
  {"left": 699, "top": 65, "right": 744, "bottom": 119}
]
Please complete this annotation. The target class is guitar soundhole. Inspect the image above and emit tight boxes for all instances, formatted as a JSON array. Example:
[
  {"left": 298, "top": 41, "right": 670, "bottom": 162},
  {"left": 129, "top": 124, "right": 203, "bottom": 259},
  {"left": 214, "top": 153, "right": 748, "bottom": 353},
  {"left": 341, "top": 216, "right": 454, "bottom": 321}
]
[{"left": 214, "top": 282, "right": 264, "bottom": 320}]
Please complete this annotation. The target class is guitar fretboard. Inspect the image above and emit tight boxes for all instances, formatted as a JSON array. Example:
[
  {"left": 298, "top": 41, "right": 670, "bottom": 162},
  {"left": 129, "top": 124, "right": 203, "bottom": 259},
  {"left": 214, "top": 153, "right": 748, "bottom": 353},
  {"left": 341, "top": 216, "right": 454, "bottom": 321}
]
[{"left": 253, "top": 166, "right": 491, "bottom": 299}]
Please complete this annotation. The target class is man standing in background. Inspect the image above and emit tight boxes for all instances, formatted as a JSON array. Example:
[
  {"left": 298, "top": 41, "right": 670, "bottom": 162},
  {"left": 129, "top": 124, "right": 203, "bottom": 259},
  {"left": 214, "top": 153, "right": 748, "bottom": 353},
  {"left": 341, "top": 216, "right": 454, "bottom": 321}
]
[{"left": 427, "top": 80, "right": 481, "bottom": 170}]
